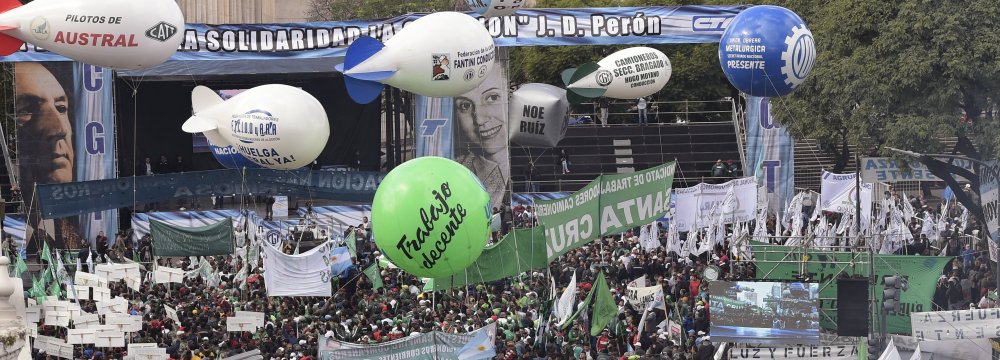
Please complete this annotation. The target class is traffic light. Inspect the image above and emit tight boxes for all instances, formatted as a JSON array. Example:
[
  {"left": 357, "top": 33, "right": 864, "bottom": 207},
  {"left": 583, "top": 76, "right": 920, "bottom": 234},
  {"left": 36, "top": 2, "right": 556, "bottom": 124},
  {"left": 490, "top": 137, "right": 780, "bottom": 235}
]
[{"left": 882, "top": 275, "right": 908, "bottom": 312}]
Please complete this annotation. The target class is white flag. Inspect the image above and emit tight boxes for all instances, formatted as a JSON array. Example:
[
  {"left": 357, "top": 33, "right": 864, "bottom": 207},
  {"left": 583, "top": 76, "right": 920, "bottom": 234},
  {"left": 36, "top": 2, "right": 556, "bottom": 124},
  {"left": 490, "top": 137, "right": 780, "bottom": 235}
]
[
  {"left": 878, "top": 338, "right": 902, "bottom": 360},
  {"left": 555, "top": 273, "right": 577, "bottom": 327}
]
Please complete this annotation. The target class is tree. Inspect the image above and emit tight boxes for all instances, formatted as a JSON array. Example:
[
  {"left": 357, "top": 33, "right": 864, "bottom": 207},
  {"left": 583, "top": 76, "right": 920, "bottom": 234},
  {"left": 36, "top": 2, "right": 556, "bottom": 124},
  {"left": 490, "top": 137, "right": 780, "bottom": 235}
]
[
  {"left": 773, "top": 0, "right": 1000, "bottom": 164},
  {"left": 307, "top": 0, "right": 469, "bottom": 21}
]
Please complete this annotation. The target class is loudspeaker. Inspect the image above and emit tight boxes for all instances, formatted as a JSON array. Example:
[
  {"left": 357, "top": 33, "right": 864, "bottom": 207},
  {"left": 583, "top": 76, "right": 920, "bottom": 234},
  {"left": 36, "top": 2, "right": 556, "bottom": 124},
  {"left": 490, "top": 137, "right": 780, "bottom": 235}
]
[{"left": 837, "top": 278, "right": 870, "bottom": 336}]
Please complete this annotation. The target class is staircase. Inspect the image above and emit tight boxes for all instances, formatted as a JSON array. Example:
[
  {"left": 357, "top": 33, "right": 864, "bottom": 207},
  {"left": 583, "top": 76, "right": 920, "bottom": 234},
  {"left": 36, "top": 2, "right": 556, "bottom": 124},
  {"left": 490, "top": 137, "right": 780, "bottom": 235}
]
[{"left": 510, "top": 122, "right": 743, "bottom": 193}]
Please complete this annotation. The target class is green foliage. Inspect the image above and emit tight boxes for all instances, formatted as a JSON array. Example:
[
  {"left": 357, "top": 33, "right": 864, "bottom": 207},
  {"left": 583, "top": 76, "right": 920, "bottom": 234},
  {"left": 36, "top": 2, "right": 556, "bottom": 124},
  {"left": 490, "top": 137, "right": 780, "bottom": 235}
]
[
  {"left": 773, "top": 0, "right": 1000, "bottom": 161},
  {"left": 307, "top": 0, "right": 469, "bottom": 21}
]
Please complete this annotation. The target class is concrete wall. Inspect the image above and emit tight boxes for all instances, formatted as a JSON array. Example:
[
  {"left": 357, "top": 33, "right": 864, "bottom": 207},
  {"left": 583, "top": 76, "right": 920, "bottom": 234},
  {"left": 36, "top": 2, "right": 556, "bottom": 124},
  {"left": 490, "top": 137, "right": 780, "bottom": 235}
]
[{"left": 176, "top": 0, "right": 310, "bottom": 24}]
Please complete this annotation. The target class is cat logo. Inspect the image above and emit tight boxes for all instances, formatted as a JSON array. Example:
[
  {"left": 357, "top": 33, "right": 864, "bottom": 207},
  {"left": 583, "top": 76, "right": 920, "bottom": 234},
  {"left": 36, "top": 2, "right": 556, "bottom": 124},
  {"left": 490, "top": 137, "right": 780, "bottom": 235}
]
[
  {"left": 145, "top": 21, "right": 177, "bottom": 42},
  {"left": 463, "top": 69, "right": 475, "bottom": 82},
  {"left": 30, "top": 17, "right": 49, "bottom": 40}
]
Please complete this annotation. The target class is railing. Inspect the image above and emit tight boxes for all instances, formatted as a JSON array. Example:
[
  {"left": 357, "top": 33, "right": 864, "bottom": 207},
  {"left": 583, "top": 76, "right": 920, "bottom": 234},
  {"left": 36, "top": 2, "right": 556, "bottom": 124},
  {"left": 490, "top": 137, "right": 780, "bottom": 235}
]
[
  {"left": 569, "top": 99, "right": 738, "bottom": 126},
  {"left": 512, "top": 176, "right": 748, "bottom": 193}
]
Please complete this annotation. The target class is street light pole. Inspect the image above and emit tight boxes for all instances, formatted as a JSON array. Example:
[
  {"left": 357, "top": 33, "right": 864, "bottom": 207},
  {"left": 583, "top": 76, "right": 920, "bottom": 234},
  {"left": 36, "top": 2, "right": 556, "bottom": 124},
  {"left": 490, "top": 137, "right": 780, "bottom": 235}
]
[{"left": 884, "top": 146, "right": 1000, "bottom": 307}]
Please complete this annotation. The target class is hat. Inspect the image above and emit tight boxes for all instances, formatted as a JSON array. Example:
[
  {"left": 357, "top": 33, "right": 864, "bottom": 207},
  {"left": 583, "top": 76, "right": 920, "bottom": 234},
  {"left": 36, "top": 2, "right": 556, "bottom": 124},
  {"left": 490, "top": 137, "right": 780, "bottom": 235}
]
[
  {"left": 697, "top": 331, "right": 705, "bottom": 335},
  {"left": 704, "top": 336, "right": 711, "bottom": 341},
  {"left": 299, "top": 339, "right": 307, "bottom": 345}
]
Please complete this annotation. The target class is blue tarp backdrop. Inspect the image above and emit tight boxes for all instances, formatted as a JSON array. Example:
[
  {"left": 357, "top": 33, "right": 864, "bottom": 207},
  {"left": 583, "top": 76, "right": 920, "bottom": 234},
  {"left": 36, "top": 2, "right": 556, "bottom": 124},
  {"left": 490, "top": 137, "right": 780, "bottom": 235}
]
[{"left": 36, "top": 170, "right": 385, "bottom": 219}]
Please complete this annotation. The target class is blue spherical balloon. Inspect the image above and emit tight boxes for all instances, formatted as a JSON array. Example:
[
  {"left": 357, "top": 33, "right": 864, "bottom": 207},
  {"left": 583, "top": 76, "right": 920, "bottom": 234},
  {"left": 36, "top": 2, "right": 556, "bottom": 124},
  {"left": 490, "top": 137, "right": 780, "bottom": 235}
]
[
  {"left": 718, "top": 5, "right": 816, "bottom": 97},
  {"left": 211, "top": 143, "right": 261, "bottom": 169}
]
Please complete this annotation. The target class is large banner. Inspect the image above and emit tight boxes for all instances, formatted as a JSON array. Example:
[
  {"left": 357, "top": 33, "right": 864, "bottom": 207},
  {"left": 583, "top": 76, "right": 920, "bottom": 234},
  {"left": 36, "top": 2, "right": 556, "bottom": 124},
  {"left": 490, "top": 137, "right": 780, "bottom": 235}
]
[
  {"left": 5, "top": 6, "right": 749, "bottom": 65},
  {"left": 673, "top": 177, "right": 757, "bottom": 231},
  {"left": 15, "top": 62, "right": 117, "bottom": 250},
  {"left": 132, "top": 210, "right": 244, "bottom": 243},
  {"left": 261, "top": 241, "right": 336, "bottom": 297},
  {"left": 150, "top": 218, "right": 234, "bottom": 256},
  {"left": 744, "top": 97, "right": 794, "bottom": 212},
  {"left": 318, "top": 330, "right": 475, "bottom": 360},
  {"left": 414, "top": 96, "right": 454, "bottom": 158},
  {"left": 36, "top": 169, "right": 385, "bottom": 219},
  {"left": 752, "top": 243, "right": 951, "bottom": 334},
  {"left": 453, "top": 53, "right": 510, "bottom": 207},
  {"left": 910, "top": 308, "right": 1000, "bottom": 341},
  {"left": 861, "top": 157, "right": 976, "bottom": 183},
  {"left": 536, "top": 162, "right": 675, "bottom": 260}
]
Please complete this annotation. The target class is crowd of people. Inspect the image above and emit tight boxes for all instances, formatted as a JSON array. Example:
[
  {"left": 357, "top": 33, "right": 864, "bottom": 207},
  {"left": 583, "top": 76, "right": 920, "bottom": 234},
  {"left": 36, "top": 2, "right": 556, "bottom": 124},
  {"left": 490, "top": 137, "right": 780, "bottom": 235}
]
[{"left": 23, "top": 186, "right": 998, "bottom": 360}]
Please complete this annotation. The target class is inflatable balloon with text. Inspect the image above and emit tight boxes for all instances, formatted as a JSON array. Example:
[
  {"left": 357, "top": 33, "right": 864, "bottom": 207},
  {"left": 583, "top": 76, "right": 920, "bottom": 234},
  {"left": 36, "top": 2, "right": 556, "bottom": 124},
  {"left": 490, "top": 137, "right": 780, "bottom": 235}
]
[
  {"left": 509, "top": 83, "right": 569, "bottom": 148},
  {"left": 181, "top": 85, "right": 330, "bottom": 170},
  {"left": 467, "top": 0, "right": 523, "bottom": 18},
  {"left": 0, "top": 0, "right": 184, "bottom": 70},
  {"left": 562, "top": 47, "right": 671, "bottom": 104},
  {"left": 718, "top": 5, "right": 816, "bottom": 97},
  {"left": 372, "top": 157, "right": 491, "bottom": 278},
  {"left": 336, "top": 12, "right": 496, "bottom": 104}
]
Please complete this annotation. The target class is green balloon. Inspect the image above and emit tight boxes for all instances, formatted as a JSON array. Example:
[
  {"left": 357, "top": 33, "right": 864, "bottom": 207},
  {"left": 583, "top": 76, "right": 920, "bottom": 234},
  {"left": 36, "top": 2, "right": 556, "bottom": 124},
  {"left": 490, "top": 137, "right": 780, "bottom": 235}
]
[{"left": 372, "top": 156, "right": 491, "bottom": 278}]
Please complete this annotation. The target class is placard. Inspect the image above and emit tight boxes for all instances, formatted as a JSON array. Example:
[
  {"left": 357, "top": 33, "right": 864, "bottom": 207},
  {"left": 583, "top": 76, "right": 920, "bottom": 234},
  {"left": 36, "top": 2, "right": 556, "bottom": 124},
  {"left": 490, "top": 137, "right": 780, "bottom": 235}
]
[
  {"left": 92, "top": 286, "right": 111, "bottom": 302},
  {"left": 73, "top": 313, "right": 100, "bottom": 328},
  {"left": 164, "top": 305, "right": 180, "bottom": 325},
  {"left": 66, "top": 329, "right": 96, "bottom": 345},
  {"left": 45, "top": 310, "right": 70, "bottom": 327},
  {"left": 25, "top": 305, "right": 41, "bottom": 324},
  {"left": 154, "top": 266, "right": 186, "bottom": 284},
  {"left": 75, "top": 271, "right": 109, "bottom": 287}
]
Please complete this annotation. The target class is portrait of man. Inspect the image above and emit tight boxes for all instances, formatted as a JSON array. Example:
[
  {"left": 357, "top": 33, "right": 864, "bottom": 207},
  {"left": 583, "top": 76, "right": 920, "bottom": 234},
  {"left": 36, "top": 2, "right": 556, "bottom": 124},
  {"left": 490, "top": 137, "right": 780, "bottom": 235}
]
[
  {"left": 453, "top": 64, "right": 510, "bottom": 206},
  {"left": 15, "top": 62, "right": 110, "bottom": 251}
]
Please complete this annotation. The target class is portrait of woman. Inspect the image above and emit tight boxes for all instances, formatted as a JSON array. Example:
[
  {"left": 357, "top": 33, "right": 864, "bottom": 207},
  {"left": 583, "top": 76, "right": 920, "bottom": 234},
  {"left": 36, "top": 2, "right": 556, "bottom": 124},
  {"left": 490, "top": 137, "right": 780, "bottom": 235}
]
[{"left": 453, "top": 66, "right": 510, "bottom": 206}]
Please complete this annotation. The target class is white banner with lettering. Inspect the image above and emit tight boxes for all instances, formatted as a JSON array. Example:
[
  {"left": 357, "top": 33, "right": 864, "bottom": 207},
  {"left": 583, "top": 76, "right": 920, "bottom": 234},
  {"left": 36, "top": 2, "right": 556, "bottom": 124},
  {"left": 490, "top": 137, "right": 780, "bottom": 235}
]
[
  {"left": 820, "top": 171, "right": 873, "bottom": 214},
  {"left": 910, "top": 308, "right": 1000, "bottom": 341},
  {"left": 626, "top": 285, "right": 663, "bottom": 312},
  {"left": 861, "top": 157, "right": 975, "bottom": 183},
  {"left": 729, "top": 345, "right": 859, "bottom": 359},
  {"left": 673, "top": 177, "right": 757, "bottom": 231}
]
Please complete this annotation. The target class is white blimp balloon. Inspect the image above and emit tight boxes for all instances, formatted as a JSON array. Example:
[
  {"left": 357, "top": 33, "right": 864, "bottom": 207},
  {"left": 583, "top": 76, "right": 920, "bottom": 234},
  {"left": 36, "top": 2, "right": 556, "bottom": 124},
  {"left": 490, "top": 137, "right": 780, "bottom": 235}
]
[
  {"left": 509, "top": 83, "right": 568, "bottom": 148},
  {"left": 0, "top": 0, "right": 184, "bottom": 70},
  {"left": 467, "top": 0, "right": 524, "bottom": 18},
  {"left": 562, "top": 47, "right": 672, "bottom": 104},
  {"left": 182, "top": 85, "right": 330, "bottom": 170},
  {"left": 336, "top": 11, "right": 496, "bottom": 104}
]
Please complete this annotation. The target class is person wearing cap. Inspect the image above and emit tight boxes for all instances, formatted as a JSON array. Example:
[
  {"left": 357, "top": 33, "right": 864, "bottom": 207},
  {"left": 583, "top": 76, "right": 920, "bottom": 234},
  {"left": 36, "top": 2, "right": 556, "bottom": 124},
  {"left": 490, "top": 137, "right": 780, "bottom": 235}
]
[
  {"left": 725, "top": 159, "right": 740, "bottom": 178},
  {"left": 696, "top": 336, "right": 715, "bottom": 360}
]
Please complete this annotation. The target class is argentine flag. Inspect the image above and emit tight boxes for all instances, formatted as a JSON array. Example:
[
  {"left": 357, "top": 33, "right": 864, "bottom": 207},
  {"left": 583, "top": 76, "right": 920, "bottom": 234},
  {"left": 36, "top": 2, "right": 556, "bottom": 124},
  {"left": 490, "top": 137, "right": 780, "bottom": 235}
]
[
  {"left": 329, "top": 246, "right": 354, "bottom": 276},
  {"left": 455, "top": 322, "right": 497, "bottom": 360}
]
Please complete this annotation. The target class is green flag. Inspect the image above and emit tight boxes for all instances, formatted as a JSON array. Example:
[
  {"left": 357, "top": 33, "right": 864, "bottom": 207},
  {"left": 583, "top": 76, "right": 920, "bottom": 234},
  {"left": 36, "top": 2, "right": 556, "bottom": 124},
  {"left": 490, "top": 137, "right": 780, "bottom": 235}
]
[
  {"left": 422, "top": 278, "right": 435, "bottom": 292},
  {"left": 590, "top": 272, "right": 617, "bottom": 336},
  {"left": 41, "top": 241, "right": 54, "bottom": 279},
  {"left": 363, "top": 264, "right": 383, "bottom": 290},
  {"left": 29, "top": 276, "right": 44, "bottom": 302},
  {"left": 13, "top": 256, "right": 26, "bottom": 278},
  {"left": 345, "top": 231, "right": 357, "bottom": 258},
  {"left": 48, "top": 280, "right": 61, "bottom": 299},
  {"left": 429, "top": 228, "right": 548, "bottom": 291}
]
